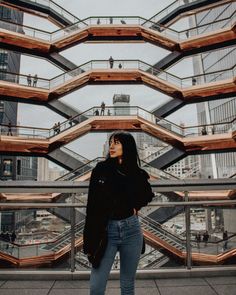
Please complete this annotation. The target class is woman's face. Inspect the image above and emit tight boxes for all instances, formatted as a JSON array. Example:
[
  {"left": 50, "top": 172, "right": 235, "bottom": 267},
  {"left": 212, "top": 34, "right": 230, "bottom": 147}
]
[{"left": 109, "top": 137, "right": 123, "bottom": 159}]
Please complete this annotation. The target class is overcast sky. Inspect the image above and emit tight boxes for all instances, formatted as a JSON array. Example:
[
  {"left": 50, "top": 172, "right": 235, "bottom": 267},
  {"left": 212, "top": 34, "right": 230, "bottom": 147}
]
[{"left": 18, "top": 0, "right": 197, "bottom": 162}]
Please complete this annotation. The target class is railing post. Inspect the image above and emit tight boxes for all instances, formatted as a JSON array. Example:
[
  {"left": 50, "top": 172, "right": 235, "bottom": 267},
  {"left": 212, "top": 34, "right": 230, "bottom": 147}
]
[
  {"left": 184, "top": 191, "right": 191, "bottom": 269},
  {"left": 70, "top": 193, "right": 76, "bottom": 272}
]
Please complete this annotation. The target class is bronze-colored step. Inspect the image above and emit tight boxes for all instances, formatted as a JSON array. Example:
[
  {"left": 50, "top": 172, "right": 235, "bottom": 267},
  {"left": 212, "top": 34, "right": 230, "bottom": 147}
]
[
  {"left": 143, "top": 229, "right": 236, "bottom": 264},
  {"left": 0, "top": 236, "right": 83, "bottom": 267}
]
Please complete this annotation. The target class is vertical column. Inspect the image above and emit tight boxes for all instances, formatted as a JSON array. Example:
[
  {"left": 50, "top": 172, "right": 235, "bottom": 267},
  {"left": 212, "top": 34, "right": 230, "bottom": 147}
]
[
  {"left": 70, "top": 193, "right": 76, "bottom": 272},
  {"left": 184, "top": 191, "right": 191, "bottom": 269}
]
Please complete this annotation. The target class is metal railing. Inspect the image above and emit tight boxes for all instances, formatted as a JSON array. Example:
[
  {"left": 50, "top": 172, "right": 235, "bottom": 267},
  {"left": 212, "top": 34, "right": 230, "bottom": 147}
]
[
  {"left": 0, "top": 60, "right": 235, "bottom": 91},
  {"left": 0, "top": 13, "right": 235, "bottom": 43},
  {"left": 146, "top": 0, "right": 212, "bottom": 24},
  {"left": 11, "top": 0, "right": 80, "bottom": 24},
  {"left": 0, "top": 106, "right": 235, "bottom": 140},
  {"left": 0, "top": 180, "right": 235, "bottom": 272}
]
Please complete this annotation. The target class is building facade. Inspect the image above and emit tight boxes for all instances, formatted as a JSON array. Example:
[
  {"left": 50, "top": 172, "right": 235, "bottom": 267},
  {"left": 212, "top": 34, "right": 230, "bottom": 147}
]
[
  {"left": 0, "top": 7, "right": 37, "bottom": 231},
  {"left": 192, "top": 1, "right": 236, "bottom": 178},
  {"left": 191, "top": 2, "right": 236, "bottom": 231}
]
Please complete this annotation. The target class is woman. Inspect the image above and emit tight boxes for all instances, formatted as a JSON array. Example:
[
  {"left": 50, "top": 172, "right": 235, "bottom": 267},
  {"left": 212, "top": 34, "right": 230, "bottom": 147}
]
[{"left": 83, "top": 131, "right": 154, "bottom": 295}]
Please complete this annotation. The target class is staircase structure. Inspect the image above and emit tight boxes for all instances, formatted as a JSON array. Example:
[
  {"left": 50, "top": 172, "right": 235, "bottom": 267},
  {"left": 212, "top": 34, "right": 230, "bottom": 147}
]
[{"left": 0, "top": 0, "right": 235, "bottom": 267}]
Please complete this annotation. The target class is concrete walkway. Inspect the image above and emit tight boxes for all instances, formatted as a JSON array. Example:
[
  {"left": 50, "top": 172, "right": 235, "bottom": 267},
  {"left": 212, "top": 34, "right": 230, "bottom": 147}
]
[{"left": 0, "top": 276, "right": 236, "bottom": 295}]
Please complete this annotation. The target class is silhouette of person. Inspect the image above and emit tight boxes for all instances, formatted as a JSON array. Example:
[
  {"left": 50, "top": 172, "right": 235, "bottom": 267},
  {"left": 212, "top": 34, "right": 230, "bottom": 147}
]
[
  {"left": 57, "top": 122, "right": 61, "bottom": 134},
  {"left": 11, "top": 231, "right": 16, "bottom": 243},
  {"left": 27, "top": 74, "right": 32, "bottom": 86},
  {"left": 69, "top": 116, "right": 73, "bottom": 127},
  {"left": 109, "top": 17, "right": 113, "bottom": 24},
  {"left": 211, "top": 125, "right": 215, "bottom": 134},
  {"left": 94, "top": 109, "right": 99, "bottom": 116},
  {"left": 97, "top": 18, "right": 101, "bottom": 25},
  {"left": 107, "top": 109, "right": 111, "bottom": 116},
  {"left": 109, "top": 56, "right": 114, "bottom": 68},
  {"left": 120, "top": 19, "right": 126, "bottom": 24},
  {"left": 195, "top": 232, "right": 201, "bottom": 248},
  {"left": 33, "top": 74, "right": 38, "bottom": 87},
  {"left": 223, "top": 230, "right": 228, "bottom": 250},
  {"left": 53, "top": 123, "right": 58, "bottom": 135},
  {"left": 118, "top": 63, "right": 122, "bottom": 69},
  {"left": 7, "top": 121, "right": 13, "bottom": 136},
  {"left": 192, "top": 77, "right": 197, "bottom": 85},
  {"left": 203, "top": 231, "right": 209, "bottom": 246},
  {"left": 201, "top": 126, "right": 207, "bottom": 135},
  {"left": 100, "top": 102, "right": 105, "bottom": 115}
]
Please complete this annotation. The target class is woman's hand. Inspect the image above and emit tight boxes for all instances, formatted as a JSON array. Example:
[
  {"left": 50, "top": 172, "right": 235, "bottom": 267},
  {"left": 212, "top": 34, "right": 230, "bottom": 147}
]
[{"left": 133, "top": 208, "right": 138, "bottom": 215}]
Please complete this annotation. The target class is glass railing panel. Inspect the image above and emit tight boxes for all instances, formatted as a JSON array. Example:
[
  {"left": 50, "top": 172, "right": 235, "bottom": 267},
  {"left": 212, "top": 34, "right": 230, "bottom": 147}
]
[
  {"left": 0, "top": 19, "right": 50, "bottom": 41},
  {"left": 141, "top": 161, "right": 178, "bottom": 179},
  {"left": 179, "top": 14, "right": 236, "bottom": 39},
  {"left": 182, "top": 66, "right": 235, "bottom": 87},
  {"left": 26, "top": 0, "right": 80, "bottom": 24},
  {"left": 143, "top": 145, "right": 172, "bottom": 162},
  {"left": 0, "top": 20, "right": 53, "bottom": 42},
  {"left": 0, "top": 185, "right": 236, "bottom": 270},
  {"left": 147, "top": 0, "right": 181, "bottom": 24},
  {"left": 184, "top": 121, "right": 235, "bottom": 137},
  {"left": 148, "top": 0, "right": 202, "bottom": 25},
  {"left": 60, "top": 147, "right": 90, "bottom": 164},
  {"left": 1, "top": 105, "right": 234, "bottom": 140},
  {"left": 2, "top": 60, "right": 231, "bottom": 92},
  {"left": 0, "top": 71, "right": 49, "bottom": 89},
  {"left": 10, "top": 126, "right": 49, "bottom": 138},
  {"left": 185, "top": 208, "right": 236, "bottom": 257},
  {"left": 52, "top": 22, "right": 86, "bottom": 40},
  {"left": 48, "top": 2, "right": 79, "bottom": 24},
  {"left": 57, "top": 158, "right": 103, "bottom": 181},
  {"left": 141, "top": 19, "right": 179, "bottom": 39},
  {"left": 82, "top": 16, "right": 142, "bottom": 26}
]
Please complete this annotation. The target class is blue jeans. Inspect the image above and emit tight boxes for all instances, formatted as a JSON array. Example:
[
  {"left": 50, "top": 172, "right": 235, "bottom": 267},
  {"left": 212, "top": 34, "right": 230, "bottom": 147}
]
[{"left": 90, "top": 214, "right": 143, "bottom": 295}]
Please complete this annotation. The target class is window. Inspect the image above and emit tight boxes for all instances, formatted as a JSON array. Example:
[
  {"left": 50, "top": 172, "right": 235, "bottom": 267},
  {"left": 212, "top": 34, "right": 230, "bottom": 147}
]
[
  {"left": 0, "top": 53, "right": 8, "bottom": 64},
  {"left": 3, "top": 159, "right": 13, "bottom": 176},
  {"left": 0, "top": 7, "right": 11, "bottom": 19},
  {"left": 17, "top": 159, "right": 21, "bottom": 175}
]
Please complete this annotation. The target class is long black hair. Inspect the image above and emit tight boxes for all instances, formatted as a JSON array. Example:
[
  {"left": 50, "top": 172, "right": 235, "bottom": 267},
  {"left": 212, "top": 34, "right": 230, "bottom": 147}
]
[{"left": 107, "top": 131, "right": 140, "bottom": 174}]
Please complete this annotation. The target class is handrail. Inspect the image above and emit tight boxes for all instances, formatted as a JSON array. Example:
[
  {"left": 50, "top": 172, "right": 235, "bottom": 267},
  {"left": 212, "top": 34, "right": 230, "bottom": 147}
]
[
  {"left": 0, "top": 106, "right": 235, "bottom": 139},
  {"left": 60, "top": 147, "right": 90, "bottom": 164},
  {"left": 141, "top": 159, "right": 179, "bottom": 180},
  {"left": 0, "top": 220, "right": 84, "bottom": 248},
  {"left": 0, "top": 13, "right": 235, "bottom": 43},
  {"left": 0, "top": 179, "right": 235, "bottom": 194},
  {"left": 142, "top": 145, "right": 171, "bottom": 163},
  {"left": 141, "top": 213, "right": 236, "bottom": 246},
  {"left": 140, "top": 213, "right": 184, "bottom": 243},
  {"left": 7, "top": 0, "right": 81, "bottom": 25},
  {"left": 146, "top": 0, "right": 210, "bottom": 25},
  {"left": 0, "top": 60, "right": 235, "bottom": 91},
  {"left": 56, "top": 156, "right": 178, "bottom": 182},
  {"left": 56, "top": 157, "right": 103, "bottom": 181}
]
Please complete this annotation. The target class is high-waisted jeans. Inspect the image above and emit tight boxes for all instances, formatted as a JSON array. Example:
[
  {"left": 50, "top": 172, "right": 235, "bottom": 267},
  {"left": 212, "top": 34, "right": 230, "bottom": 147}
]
[{"left": 90, "top": 214, "right": 143, "bottom": 295}]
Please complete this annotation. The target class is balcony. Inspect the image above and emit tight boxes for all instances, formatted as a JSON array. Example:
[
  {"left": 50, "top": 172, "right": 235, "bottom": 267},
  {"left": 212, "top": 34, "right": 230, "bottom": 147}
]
[{"left": 0, "top": 180, "right": 235, "bottom": 266}]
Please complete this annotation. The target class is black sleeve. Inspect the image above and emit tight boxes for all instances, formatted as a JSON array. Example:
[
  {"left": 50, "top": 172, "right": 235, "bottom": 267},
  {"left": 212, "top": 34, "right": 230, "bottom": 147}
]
[
  {"left": 83, "top": 165, "right": 100, "bottom": 254},
  {"left": 83, "top": 162, "right": 109, "bottom": 254},
  {"left": 134, "top": 172, "right": 155, "bottom": 211}
]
